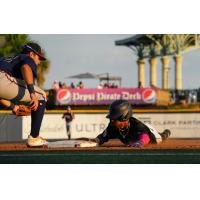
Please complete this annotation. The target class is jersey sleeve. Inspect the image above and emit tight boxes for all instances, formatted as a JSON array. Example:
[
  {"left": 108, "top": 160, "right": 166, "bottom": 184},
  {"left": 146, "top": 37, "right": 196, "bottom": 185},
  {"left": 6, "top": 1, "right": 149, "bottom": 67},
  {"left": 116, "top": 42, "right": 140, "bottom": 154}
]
[
  {"left": 135, "top": 118, "right": 150, "bottom": 132},
  {"left": 20, "top": 55, "right": 37, "bottom": 78},
  {"left": 95, "top": 123, "right": 116, "bottom": 145}
]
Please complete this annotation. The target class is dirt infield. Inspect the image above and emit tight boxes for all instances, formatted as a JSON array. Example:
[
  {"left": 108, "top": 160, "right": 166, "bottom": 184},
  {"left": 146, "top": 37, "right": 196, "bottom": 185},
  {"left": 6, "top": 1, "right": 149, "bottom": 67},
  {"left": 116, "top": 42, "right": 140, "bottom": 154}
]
[{"left": 0, "top": 139, "right": 200, "bottom": 151}]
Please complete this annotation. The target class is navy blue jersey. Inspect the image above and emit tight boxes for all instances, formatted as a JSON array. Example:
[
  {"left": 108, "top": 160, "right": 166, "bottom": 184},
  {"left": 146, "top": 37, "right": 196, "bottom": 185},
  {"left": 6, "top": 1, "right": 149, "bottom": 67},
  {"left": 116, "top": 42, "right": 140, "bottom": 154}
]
[
  {"left": 96, "top": 117, "right": 157, "bottom": 145},
  {"left": 62, "top": 112, "right": 74, "bottom": 123},
  {"left": 0, "top": 54, "right": 37, "bottom": 80}
]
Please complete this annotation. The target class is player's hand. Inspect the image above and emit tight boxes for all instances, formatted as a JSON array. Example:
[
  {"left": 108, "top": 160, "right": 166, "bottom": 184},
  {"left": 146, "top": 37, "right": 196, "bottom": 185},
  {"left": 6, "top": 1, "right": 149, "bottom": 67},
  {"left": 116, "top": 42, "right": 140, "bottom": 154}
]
[
  {"left": 75, "top": 138, "right": 98, "bottom": 143},
  {"left": 42, "top": 91, "right": 47, "bottom": 102},
  {"left": 12, "top": 105, "right": 19, "bottom": 113},
  {"left": 30, "top": 93, "right": 39, "bottom": 111},
  {"left": 127, "top": 141, "right": 143, "bottom": 148}
]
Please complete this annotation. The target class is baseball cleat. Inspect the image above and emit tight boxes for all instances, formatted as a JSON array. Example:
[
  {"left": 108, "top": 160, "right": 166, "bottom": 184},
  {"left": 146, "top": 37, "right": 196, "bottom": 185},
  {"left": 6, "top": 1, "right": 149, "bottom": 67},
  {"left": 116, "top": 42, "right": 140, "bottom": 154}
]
[
  {"left": 26, "top": 135, "right": 48, "bottom": 147},
  {"left": 160, "top": 129, "right": 171, "bottom": 141}
]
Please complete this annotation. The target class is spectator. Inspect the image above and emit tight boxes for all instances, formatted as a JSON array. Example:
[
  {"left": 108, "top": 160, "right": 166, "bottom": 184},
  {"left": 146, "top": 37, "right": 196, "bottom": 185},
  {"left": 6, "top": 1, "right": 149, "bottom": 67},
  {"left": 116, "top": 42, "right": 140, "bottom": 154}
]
[
  {"left": 138, "top": 81, "right": 143, "bottom": 88},
  {"left": 70, "top": 82, "right": 75, "bottom": 88},
  {"left": 59, "top": 81, "right": 63, "bottom": 88},
  {"left": 111, "top": 83, "right": 115, "bottom": 88},
  {"left": 62, "top": 82, "right": 67, "bottom": 89},
  {"left": 103, "top": 83, "right": 109, "bottom": 88},
  {"left": 97, "top": 84, "right": 103, "bottom": 89},
  {"left": 79, "top": 81, "right": 85, "bottom": 89},
  {"left": 52, "top": 80, "right": 60, "bottom": 90}
]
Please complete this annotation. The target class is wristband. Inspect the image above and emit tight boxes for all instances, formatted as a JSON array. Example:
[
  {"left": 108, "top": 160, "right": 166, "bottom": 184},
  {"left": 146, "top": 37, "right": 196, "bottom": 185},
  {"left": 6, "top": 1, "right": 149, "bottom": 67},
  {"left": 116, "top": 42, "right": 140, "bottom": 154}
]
[{"left": 27, "top": 84, "right": 35, "bottom": 94}]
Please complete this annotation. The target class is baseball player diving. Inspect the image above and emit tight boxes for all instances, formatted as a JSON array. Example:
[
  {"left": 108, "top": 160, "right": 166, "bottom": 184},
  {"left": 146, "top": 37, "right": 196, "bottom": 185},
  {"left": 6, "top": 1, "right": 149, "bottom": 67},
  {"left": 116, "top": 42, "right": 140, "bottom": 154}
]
[
  {"left": 0, "top": 43, "right": 48, "bottom": 147},
  {"left": 90, "top": 99, "right": 171, "bottom": 147}
]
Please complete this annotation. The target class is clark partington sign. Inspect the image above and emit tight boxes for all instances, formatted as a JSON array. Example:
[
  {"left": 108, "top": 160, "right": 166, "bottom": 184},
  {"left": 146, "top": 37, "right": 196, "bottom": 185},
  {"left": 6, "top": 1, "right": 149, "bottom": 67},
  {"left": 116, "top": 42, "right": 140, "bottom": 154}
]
[
  {"left": 55, "top": 88, "right": 157, "bottom": 105},
  {"left": 22, "top": 113, "right": 200, "bottom": 140}
]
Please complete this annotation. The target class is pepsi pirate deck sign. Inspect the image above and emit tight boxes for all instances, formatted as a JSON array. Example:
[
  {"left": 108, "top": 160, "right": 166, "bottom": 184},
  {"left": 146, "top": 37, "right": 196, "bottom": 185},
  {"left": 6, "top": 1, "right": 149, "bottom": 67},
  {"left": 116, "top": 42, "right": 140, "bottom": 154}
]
[{"left": 56, "top": 88, "right": 157, "bottom": 105}]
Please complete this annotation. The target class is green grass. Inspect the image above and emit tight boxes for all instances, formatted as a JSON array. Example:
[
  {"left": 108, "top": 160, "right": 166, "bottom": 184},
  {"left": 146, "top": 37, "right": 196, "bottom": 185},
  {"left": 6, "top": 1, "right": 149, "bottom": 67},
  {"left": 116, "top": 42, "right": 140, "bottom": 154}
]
[{"left": 1, "top": 149, "right": 200, "bottom": 164}]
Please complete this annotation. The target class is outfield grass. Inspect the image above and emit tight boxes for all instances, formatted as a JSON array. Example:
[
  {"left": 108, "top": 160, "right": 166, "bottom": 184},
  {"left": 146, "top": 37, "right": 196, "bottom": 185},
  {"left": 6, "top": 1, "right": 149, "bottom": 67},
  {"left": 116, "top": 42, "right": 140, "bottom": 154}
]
[{"left": 0, "top": 149, "right": 200, "bottom": 164}]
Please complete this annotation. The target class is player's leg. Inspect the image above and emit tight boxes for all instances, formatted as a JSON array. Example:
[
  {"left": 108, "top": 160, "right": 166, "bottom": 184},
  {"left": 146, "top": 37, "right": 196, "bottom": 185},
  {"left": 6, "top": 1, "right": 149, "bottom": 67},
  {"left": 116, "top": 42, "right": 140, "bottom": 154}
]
[
  {"left": 159, "top": 129, "right": 171, "bottom": 141},
  {"left": 21, "top": 85, "right": 47, "bottom": 147},
  {"left": 145, "top": 122, "right": 171, "bottom": 143},
  {"left": 66, "top": 124, "right": 71, "bottom": 140},
  {"left": 144, "top": 122, "right": 171, "bottom": 143},
  {"left": 142, "top": 122, "right": 163, "bottom": 143},
  {"left": 0, "top": 70, "right": 46, "bottom": 102}
]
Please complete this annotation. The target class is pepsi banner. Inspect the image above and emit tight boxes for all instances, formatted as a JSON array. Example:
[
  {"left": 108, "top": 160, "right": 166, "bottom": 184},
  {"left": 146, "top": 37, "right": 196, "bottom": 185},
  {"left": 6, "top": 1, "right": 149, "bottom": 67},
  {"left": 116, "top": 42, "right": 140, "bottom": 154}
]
[{"left": 56, "top": 88, "right": 157, "bottom": 105}]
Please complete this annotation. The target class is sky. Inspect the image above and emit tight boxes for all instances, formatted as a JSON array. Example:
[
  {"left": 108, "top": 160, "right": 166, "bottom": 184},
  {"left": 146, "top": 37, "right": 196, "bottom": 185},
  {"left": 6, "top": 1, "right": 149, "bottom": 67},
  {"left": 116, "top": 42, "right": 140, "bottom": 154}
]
[{"left": 29, "top": 34, "right": 200, "bottom": 90}]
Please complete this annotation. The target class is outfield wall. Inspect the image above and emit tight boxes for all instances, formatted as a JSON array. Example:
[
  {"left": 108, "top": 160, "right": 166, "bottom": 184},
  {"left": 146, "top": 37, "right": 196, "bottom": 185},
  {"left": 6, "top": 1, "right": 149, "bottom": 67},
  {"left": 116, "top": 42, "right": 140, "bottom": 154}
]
[{"left": 0, "top": 111, "right": 200, "bottom": 142}]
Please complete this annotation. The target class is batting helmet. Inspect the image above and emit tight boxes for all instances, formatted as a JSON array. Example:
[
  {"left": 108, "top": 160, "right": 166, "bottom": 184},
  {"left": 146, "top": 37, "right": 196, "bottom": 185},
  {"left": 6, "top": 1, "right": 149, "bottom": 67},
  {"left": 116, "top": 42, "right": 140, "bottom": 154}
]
[{"left": 106, "top": 100, "right": 132, "bottom": 121}]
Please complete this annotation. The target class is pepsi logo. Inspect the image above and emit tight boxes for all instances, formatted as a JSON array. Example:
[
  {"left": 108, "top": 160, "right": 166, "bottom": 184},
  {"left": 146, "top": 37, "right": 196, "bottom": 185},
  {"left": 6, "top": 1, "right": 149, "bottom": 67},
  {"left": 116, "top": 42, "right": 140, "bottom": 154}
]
[
  {"left": 142, "top": 89, "right": 156, "bottom": 103},
  {"left": 56, "top": 89, "right": 72, "bottom": 104}
]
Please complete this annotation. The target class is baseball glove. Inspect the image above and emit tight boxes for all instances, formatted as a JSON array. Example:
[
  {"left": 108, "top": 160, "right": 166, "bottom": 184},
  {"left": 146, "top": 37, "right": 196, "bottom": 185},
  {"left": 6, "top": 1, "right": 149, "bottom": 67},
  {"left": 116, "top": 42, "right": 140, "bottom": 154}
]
[{"left": 12, "top": 105, "right": 32, "bottom": 116}]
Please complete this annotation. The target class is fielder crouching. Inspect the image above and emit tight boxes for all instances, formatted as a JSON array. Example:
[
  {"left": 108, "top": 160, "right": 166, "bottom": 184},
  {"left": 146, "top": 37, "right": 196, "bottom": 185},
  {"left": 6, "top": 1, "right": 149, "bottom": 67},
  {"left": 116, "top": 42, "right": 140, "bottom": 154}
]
[
  {"left": 0, "top": 43, "right": 48, "bottom": 147},
  {"left": 91, "top": 99, "right": 171, "bottom": 147}
]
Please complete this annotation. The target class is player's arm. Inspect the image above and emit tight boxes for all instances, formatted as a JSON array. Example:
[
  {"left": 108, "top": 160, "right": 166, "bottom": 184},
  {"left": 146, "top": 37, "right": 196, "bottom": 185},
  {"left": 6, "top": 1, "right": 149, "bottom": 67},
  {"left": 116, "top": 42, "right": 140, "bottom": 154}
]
[
  {"left": 21, "top": 64, "right": 38, "bottom": 111},
  {"left": 0, "top": 99, "right": 19, "bottom": 113},
  {"left": 94, "top": 125, "right": 113, "bottom": 145},
  {"left": 75, "top": 133, "right": 108, "bottom": 146},
  {"left": 127, "top": 133, "right": 150, "bottom": 147},
  {"left": 75, "top": 125, "right": 113, "bottom": 145}
]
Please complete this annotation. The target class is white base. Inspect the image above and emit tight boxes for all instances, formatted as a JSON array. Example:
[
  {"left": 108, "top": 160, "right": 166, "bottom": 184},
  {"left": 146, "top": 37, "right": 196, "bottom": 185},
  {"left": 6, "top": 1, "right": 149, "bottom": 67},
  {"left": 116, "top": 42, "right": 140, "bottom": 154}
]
[{"left": 48, "top": 140, "right": 98, "bottom": 148}]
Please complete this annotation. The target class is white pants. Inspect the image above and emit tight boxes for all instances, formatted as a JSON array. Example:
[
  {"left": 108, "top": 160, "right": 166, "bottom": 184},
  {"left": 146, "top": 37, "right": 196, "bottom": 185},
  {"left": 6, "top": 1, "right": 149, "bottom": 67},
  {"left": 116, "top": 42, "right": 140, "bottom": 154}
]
[{"left": 0, "top": 70, "right": 46, "bottom": 102}]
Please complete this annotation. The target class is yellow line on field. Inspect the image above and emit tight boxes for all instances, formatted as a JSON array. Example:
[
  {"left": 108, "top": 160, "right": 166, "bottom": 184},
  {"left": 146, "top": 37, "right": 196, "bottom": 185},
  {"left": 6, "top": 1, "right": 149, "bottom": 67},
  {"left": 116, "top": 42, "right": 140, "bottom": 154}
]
[
  {"left": 45, "top": 109, "right": 200, "bottom": 113},
  {"left": 0, "top": 111, "right": 12, "bottom": 114},
  {"left": 0, "top": 108, "right": 200, "bottom": 114}
]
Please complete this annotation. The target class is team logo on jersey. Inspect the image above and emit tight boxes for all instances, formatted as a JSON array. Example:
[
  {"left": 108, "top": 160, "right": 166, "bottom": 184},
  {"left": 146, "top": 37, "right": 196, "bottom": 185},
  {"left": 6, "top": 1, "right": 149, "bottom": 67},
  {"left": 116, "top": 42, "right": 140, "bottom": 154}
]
[
  {"left": 142, "top": 89, "right": 156, "bottom": 103},
  {"left": 56, "top": 89, "right": 72, "bottom": 104}
]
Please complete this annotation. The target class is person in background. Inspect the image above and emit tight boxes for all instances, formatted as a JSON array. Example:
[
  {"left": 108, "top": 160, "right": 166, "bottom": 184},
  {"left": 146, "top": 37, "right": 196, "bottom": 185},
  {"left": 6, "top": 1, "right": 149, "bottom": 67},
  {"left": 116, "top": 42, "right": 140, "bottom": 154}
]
[
  {"left": 59, "top": 81, "right": 63, "bottom": 88},
  {"left": 70, "top": 82, "right": 75, "bottom": 88},
  {"left": 62, "top": 82, "right": 67, "bottom": 89},
  {"left": 78, "top": 81, "right": 85, "bottom": 89},
  {"left": 52, "top": 80, "right": 59, "bottom": 90},
  {"left": 62, "top": 106, "right": 75, "bottom": 140},
  {"left": 97, "top": 83, "right": 103, "bottom": 89}
]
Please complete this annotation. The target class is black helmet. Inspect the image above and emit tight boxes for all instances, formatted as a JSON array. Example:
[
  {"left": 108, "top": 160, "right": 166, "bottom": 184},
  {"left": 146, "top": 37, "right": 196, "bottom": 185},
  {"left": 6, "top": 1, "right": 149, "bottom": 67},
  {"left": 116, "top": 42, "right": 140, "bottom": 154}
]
[{"left": 106, "top": 100, "right": 132, "bottom": 121}]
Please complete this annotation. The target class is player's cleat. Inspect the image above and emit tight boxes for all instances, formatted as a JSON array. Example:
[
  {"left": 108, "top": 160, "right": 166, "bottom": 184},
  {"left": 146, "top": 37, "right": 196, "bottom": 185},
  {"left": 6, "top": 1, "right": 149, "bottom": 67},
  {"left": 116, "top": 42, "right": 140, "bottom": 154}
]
[
  {"left": 160, "top": 129, "right": 171, "bottom": 141},
  {"left": 26, "top": 135, "right": 48, "bottom": 147}
]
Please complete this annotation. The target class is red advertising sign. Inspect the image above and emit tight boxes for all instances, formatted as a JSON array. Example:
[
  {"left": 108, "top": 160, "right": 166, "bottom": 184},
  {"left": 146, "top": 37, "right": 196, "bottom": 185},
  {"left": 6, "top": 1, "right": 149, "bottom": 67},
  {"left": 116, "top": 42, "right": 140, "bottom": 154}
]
[{"left": 56, "top": 88, "right": 157, "bottom": 105}]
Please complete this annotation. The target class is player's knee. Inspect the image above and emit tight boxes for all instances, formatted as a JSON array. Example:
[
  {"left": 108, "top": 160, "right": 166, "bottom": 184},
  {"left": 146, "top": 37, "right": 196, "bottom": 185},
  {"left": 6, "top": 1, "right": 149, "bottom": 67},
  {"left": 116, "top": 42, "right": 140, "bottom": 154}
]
[{"left": 36, "top": 91, "right": 47, "bottom": 101}]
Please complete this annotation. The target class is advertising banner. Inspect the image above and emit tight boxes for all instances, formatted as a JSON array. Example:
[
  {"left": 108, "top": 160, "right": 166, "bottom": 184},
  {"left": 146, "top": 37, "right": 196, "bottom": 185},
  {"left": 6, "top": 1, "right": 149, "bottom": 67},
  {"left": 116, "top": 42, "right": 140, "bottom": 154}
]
[
  {"left": 136, "top": 113, "right": 200, "bottom": 138},
  {"left": 56, "top": 88, "right": 157, "bottom": 105},
  {"left": 22, "top": 114, "right": 109, "bottom": 139},
  {"left": 22, "top": 113, "right": 200, "bottom": 140}
]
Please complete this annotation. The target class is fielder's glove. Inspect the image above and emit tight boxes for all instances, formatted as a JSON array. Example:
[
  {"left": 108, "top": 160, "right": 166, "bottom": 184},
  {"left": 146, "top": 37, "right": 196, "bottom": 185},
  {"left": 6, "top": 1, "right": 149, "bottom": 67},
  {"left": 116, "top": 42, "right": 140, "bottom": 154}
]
[
  {"left": 127, "top": 141, "right": 144, "bottom": 148},
  {"left": 12, "top": 105, "right": 32, "bottom": 116}
]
